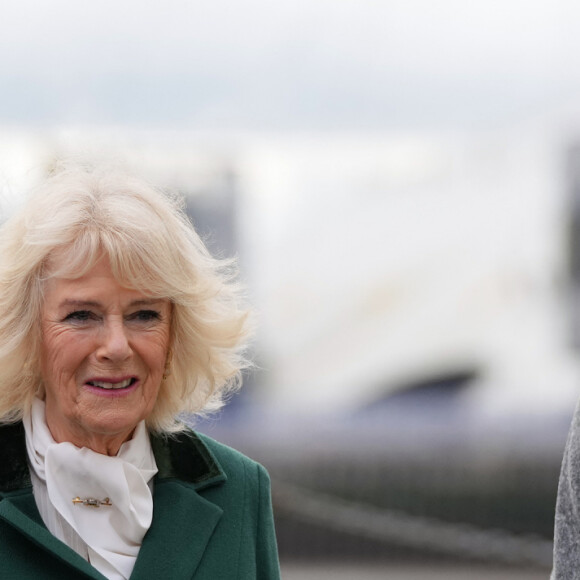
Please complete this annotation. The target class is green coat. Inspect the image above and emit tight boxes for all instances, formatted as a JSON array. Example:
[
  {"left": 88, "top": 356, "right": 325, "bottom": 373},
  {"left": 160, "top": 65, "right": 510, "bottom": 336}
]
[{"left": 0, "top": 423, "right": 281, "bottom": 580}]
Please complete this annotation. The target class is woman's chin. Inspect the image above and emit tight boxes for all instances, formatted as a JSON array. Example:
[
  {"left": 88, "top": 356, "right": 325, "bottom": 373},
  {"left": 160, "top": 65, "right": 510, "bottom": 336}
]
[{"left": 74, "top": 420, "right": 141, "bottom": 454}]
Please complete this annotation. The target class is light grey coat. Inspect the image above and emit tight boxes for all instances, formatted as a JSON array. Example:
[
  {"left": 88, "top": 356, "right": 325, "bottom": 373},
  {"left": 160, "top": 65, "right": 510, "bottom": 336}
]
[{"left": 553, "top": 398, "right": 580, "bottom": 579}]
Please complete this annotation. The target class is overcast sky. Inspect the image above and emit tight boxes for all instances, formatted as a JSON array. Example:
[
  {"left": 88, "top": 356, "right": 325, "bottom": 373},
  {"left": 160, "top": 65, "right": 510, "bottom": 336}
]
[{"left": 0, "top": 0, "right": 577, "bottom": 131}]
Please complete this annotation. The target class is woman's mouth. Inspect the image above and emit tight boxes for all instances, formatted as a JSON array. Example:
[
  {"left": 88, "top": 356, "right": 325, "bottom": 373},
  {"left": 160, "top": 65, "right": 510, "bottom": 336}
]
[{"left": 86, "top": 378, "right": 137, "bottom": 390}]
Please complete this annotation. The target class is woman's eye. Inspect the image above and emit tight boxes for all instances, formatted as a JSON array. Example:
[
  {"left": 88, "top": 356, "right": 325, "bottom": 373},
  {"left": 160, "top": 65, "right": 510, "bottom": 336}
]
[
  {"left": 129, "top": 310, "right": 161, "bottom": 322},
  {"left": 63, "top": 310, "right": 95, "bottom": 322}
]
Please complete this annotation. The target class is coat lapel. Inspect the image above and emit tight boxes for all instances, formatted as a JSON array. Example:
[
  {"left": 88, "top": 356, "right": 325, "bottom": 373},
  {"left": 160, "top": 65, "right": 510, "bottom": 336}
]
[
  {"left": 0, "top": 493, "right": 106, "bottom": 579},
  {"left": 130, "top": 480, "right": 223, "bottom": 579},
  {"left": 130, "top": 429, "right": 227, "bottom": 580}
]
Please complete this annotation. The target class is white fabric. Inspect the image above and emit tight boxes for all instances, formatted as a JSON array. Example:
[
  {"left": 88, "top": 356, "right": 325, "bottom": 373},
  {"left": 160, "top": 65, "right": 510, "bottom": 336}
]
[{"left": 23, "top": 398, "right": 158, "bottom": 580}]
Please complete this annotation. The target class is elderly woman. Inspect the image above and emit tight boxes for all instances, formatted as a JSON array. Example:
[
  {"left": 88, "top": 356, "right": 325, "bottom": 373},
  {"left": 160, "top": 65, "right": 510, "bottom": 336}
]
[{"left": 0, "top": 166, "right": 280, "bottom": 579}]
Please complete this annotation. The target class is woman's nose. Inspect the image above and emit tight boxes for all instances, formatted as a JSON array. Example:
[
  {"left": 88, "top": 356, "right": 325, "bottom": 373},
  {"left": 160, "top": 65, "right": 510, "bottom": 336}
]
[{"left": 96, "top": 320, "right": 132, "bottom": 362}]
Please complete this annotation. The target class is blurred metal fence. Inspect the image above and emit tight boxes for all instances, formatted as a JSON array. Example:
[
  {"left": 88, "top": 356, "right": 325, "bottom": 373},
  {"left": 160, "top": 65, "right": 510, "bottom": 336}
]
[
  {"left": 272, "top": 478, "right": 553, "bottom": 567},
  {"left": 247, "top": 419, "right": 565, "bottom": 570}
]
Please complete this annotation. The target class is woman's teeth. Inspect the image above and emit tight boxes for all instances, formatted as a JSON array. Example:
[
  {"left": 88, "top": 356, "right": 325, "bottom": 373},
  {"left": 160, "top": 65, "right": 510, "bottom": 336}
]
[{"left": 88, "top": 378, "right": 134, "bottom": 390}]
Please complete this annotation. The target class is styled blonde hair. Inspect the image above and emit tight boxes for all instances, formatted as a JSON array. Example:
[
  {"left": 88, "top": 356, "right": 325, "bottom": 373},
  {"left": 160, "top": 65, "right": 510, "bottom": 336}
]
[{"left": 0, "top": 164, "right": 251, "bottom": 433}]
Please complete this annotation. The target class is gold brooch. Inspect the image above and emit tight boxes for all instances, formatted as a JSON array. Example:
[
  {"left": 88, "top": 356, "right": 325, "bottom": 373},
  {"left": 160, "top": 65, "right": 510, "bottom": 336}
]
[{"left": 72, "top": 497, "right": 112, "bottom": 508}]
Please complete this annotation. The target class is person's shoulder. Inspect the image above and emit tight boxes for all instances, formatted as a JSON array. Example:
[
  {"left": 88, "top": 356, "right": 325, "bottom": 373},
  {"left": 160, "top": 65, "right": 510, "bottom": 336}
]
[
  {"left": 193, "top": 430, "right": 265, "bottom": 475},
  {"left": 152, "top": 426, "right": 269, "bottom": 487}
]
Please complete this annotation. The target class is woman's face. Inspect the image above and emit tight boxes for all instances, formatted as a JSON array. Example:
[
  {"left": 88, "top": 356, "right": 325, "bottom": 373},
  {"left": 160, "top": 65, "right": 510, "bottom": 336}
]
[{"left": 40, "top": 256, "right": 171, "bottom": 455}]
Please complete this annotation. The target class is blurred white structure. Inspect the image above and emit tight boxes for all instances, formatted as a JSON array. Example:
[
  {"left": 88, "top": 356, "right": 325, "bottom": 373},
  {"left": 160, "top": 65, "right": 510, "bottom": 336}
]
[{"left": 238, "top": 129, "right": 579, "bottom": 417}]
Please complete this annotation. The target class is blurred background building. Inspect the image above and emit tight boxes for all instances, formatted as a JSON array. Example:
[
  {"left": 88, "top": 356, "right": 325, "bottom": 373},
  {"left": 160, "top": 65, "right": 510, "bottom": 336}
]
[{"left": 2, "top": 1, "right": 580, "bottom": 577}]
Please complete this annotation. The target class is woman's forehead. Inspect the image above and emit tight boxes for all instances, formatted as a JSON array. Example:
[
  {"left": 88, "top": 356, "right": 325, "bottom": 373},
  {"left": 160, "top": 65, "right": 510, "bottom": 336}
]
[{"left": 42, "top": 262, "right": 171, "bottom": 311}]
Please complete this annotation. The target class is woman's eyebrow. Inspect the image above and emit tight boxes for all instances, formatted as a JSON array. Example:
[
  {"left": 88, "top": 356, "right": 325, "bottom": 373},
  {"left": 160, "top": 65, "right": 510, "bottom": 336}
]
[
  {"left": 58, "top": 298, "right": 165, "bottom": 309},
  {"left": 58, "top": 299, "right": 101, "bottom": 309},
  {"left": 129, "top": 299, "right": 166, "bottom": 307}
]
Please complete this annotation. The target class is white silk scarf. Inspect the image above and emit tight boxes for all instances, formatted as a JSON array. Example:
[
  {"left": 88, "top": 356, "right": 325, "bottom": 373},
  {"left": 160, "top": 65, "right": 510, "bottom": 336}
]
[{"left": 23, "top": 398, "right": 158, "bottom": 580}]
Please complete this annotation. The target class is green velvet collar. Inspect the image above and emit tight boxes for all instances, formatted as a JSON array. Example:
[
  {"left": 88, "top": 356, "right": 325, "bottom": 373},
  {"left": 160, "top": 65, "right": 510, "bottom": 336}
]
[{"left": 0, "top": 422, "right": 226, "bottom": 494}]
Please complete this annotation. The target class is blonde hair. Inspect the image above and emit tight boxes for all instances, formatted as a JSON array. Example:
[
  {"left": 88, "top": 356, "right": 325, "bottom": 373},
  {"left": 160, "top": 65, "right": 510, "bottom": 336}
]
[{"left": 0, "top": 164, "right": 251, "bottom": 433}]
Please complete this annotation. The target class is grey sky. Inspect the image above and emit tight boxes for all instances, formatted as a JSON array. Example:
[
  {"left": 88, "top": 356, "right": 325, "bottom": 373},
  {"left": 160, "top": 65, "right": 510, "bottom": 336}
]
[{"left": 0, "top": 0, "right": 575, "bottom": 130}]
